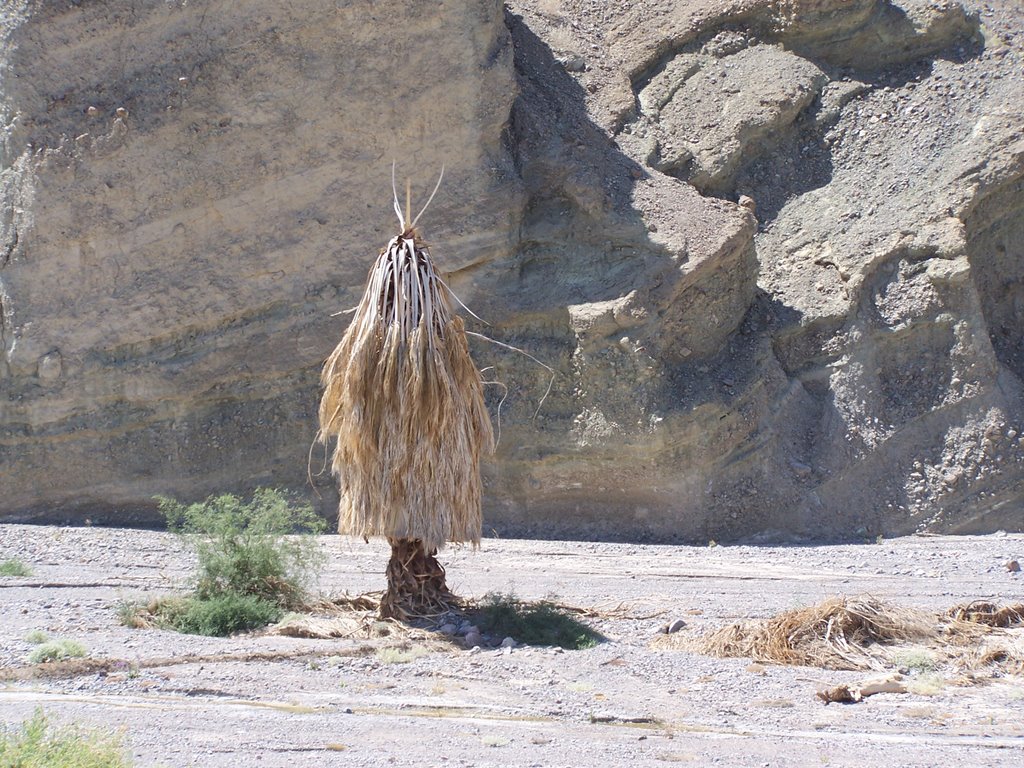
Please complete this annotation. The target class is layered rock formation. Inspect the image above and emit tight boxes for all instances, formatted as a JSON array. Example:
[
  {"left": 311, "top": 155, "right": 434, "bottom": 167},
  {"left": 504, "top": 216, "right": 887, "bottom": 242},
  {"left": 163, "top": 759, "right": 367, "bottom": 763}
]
[
  {"left": 0, "top": 0, "right": 519, "bottom": 522},
  {"left": 1, "top": 0, "right": 1021, "bottom": 540}
]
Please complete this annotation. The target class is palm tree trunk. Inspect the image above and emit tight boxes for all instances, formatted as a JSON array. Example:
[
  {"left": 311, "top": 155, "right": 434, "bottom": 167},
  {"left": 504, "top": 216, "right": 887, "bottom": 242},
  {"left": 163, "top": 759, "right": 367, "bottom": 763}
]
[{"left": 379, "top": 537, "right": 454, "bottom": 620}]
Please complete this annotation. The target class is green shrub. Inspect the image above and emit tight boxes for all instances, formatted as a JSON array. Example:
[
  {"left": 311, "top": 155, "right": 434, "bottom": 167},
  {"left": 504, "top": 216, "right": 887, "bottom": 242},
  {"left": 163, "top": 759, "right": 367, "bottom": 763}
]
[
  {"left": 475, "top": 594, "right": 603, "bottom": 650},
  {"left": 0, "top": 558, "right": 31, "bottom": 577},
  {"left": 156, "top": 593, "right": 283, "bottom": 637},
  {"left": 27, "top": 639, "right": 87, "bottom": 664},
  {"left": 158, "top": 488, "right": 325, "bottom": 609},
  {"left": 0, "top": 708, "right": 131, "bottom": 768}
]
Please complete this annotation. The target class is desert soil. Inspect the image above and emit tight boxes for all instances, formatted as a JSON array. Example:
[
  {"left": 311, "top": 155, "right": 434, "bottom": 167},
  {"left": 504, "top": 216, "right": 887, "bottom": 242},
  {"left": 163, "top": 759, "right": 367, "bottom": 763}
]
[{"left": 0, "top": 524, "right": 1022, "bottom": 766}]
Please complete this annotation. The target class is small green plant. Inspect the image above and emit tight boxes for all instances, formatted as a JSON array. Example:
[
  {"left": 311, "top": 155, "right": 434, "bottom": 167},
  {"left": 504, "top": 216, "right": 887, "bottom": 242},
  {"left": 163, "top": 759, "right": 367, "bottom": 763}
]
[
  {"left": 157, "top": 593, "right": 282, "bottom": 637},
  {"left": 907, "top": 673, "right": 946, "bottom": 696},
  {"left": 475, "top": 594, "right": 604, "bottom": 650},
  {"left": 116, "top": 599, "right": 151, "bottom": 630},
  {"left": 112, "top": 660, "right": 141, "bottom": 680},
  {"left": 0, "top": 558, "right": 31, "bottom": 577},
  {"left": 893, "top": 649, "right": 937, "bottom": 674},
  {"left": 27, "top": 639, "right": 87, "bottom": 664},
  {"left": 24, "top": 629, "right": 49, "bottom": 644},
  {"left": 159, "top": 488, "right": 325, "bottom": 609},
  {"left": 0, "top": 708, "right": 131, "bottom": 767}
]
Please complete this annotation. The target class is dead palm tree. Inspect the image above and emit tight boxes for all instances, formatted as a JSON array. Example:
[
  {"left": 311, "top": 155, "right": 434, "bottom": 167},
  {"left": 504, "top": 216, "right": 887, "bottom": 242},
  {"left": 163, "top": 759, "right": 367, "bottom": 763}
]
[{"left": 318, "top": 171, "right": 494, "bottom": 620}]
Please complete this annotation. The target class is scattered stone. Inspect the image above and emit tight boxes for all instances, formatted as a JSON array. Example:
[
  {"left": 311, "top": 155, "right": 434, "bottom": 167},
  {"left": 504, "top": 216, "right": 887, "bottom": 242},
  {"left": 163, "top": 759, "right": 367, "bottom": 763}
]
[
  {"left": 464, "top": 631, "right": 482, "bottom": 648},
  {"left": 790, "top": 460, "right": 812, "bottom": 478},
  {"left": 36, "top": 351, "right": 62, "bottom": 382},
  {"left": 561, "top": 54, "right": 586, "bottom": 72},
  {"left": 1006, "top": 560, "right": 1021, "bottom": 573},
  {"left": 665, "top": 619, "right": 686, "bottom": 634},
  {"left": 438, "top": 623, "right": 457, "bottom": 636},
  {"left": 501, "top": 636, "right": 517, "bottom": 648}
]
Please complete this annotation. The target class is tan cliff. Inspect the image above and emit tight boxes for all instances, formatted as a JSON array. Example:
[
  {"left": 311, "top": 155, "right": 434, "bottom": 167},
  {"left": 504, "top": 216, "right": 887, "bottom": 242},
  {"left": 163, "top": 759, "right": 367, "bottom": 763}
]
[{"left": 1, "top": 0, "right": 1021, "bottom": 541}]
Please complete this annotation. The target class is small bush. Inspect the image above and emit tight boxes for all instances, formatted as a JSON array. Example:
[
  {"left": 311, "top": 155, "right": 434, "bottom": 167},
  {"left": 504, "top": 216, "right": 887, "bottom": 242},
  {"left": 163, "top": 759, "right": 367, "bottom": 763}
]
[
  {"left": 894, "top": 649, "right": 937, "bottom": 674},
  {"left": 0, "top": 558, "right": 31, "bottom": 577},
  {"left": 159, "top": 593, "right": 283, "bottom": 637},
  {"left": 476, "top": 594, "right": 603, "bottom": 650},
  {"left": 0, "top": 708, "right": 131, "bottom": 768},
  {"left": 121, "top": 594, "right": 283, "bottom": 637},
  {"left": 158, "top": 488, "right": 325, "bottom": 610},
  {"left": 24, "top": 629, "right": 49, "bottom": 644},
  {"left": 27, "top": 639, "right": 87, "bottom": 664},
  {"left": 115, "top": 600, "right": 151, "bottom": 630}
]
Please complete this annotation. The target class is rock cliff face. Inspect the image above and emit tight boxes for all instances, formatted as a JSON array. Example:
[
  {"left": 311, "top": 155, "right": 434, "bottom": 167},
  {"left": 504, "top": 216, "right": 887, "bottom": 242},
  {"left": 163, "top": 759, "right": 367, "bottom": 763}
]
[
  {"left": 0, "top": 0, "right": 519, "bottom": 522},
  {"left": 1, "top": 0, "right": 1021, "bottom": 540}
]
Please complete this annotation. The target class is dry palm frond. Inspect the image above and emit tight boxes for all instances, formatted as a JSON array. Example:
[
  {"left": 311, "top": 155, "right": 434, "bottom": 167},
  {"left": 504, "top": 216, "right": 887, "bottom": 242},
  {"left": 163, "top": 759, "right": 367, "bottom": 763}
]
[
  {"left": 949, "top": 640, "right": 1024, "bottom": 676},
  {"left": 944, "top": 601, "right": 1024, "bottom": 628},
  {"left": 268, "top": 615, "right": 364, "bottom": 639},
  {"left": 318, "top": 172, "right": 494, "bottom": 553},
  {"left": 300, "top": 593, "right": 382, "bottom": 614},
  {"left": 696, "top": 596, "right": 933, "bottom": 670}
]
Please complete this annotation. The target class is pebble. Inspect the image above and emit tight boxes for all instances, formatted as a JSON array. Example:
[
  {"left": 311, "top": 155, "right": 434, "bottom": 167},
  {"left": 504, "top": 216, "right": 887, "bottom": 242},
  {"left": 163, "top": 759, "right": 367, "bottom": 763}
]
[
  {"left": 501, "top": 636, "right": 517, "bottom": 648},
  {"left": 1006, "top": 560, "right": 1021, "bottom": 573},
  {"left": 438, "top": 623, "right": 457, "bottom": 636},
  {"left": 665, "top": 619, "right": 686, "bottom": 634},
  {"left": 560, "top": 54, "right": 586, "bottom": 72}
]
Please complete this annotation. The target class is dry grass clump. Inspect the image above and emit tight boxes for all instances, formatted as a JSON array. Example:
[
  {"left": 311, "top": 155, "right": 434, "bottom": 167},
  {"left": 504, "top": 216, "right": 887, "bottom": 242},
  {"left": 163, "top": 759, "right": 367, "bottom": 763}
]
[
  {"left": 687, "top": 596, "right": 1024, "bottom": 677},
  {"left": 266, "top": 593, "right": 412, "bottom": 641},
  {"left": 954, "top": 643, "right": 1024, "bottom": 676},
  {"left": 941, "top": 603, "right": 1024, "bottom": 676},
  {"left": 268, "top": 615, "right": 366, "bottom": 640},
  {"left": 694, "top": 597, "right": 934, "bottom": 670},
  {"left": 945, "top": 601, "right": 1024, "bottom": 628}
]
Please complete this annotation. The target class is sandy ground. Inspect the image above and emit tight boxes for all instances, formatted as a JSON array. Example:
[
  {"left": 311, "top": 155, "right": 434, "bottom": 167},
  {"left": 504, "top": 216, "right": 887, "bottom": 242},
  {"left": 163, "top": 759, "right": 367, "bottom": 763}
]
[{"left": 0, "top": 524, "right": 1022, "bottom": 767}]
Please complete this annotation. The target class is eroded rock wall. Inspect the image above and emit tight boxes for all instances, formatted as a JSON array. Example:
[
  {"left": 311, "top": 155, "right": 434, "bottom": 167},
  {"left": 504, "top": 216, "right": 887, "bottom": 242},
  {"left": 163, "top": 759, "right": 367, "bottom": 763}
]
[
  {"left": 490, "top": 0, "right": 1023, "bottom": 540},
  {"left": 1, "top": 0, "right": 1021, "bottom": 540},
  {"left": 0, "top": 0, "right": 519, "bottom": 522}
]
